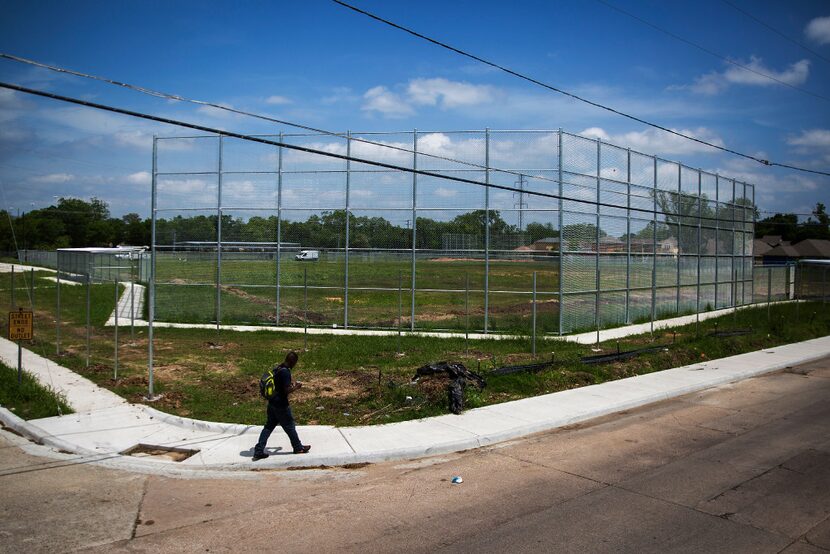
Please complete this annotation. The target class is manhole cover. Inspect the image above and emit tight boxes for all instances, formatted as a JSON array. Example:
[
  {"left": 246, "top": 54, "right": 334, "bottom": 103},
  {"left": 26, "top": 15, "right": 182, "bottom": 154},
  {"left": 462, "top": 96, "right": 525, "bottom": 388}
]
[{"left": 121, "top": 443, "right": 199, "bottom": 462}]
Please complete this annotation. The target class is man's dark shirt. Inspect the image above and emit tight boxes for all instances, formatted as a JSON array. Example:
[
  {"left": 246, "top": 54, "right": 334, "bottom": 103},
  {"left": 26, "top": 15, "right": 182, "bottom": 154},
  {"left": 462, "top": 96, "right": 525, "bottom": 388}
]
[{"left": 271, "top": 365, "right": 293, "bottom": 408}]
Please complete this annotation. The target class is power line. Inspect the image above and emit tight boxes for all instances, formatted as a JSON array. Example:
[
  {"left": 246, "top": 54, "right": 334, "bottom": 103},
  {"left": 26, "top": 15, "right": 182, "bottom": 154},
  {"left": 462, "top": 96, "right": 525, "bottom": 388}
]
[
  {"left": 594, "top": 0, "right": 829, "bottom": 102},
  {"left": 0, "top": 81, "right": 770, "bottom": 226},
  {"left": 719, "top": 0, "right": 830, "bottom": 66},
  {"left": 0, "top": 53, "right": 533, "bottom": 183},
  {"left": 330, "top": 0, "right": 830, "bottom": 178}
]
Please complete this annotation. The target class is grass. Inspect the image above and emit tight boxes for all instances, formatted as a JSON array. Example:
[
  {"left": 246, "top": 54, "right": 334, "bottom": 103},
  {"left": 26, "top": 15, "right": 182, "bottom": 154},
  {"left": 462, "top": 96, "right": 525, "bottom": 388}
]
[
  {"left": 0, "top": 361, "right": 72, "bottom": 420},
  {"left": 1, "top": 270, "right": 827, "bottom": 427}
]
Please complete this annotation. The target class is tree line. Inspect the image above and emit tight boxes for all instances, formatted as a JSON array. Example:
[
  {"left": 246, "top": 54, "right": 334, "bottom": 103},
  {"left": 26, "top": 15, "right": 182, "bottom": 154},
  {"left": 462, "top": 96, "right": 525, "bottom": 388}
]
[{"left": 1, "top": 197, "right": 827, "bottom": 254}]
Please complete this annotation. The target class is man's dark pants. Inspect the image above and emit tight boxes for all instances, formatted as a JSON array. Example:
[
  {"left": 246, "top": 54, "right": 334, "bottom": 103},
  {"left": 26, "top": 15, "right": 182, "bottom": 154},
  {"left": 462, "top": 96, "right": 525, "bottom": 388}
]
[{"left": 255, "top": 402, "right": 302, "bottom": 454}]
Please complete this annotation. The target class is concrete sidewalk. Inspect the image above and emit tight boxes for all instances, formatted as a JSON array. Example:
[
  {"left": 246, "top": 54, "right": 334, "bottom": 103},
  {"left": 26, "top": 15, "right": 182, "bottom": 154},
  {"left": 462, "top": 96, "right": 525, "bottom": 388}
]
[{"left": 2, "top": 334, "right": 830, "bottom": 474}]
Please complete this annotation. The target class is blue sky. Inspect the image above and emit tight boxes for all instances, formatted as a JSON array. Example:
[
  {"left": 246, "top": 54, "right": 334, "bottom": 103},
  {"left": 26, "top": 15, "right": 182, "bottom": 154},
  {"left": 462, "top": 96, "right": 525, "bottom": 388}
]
[{"left": 1, "top": 0, "right": 829, "bottom": 218}]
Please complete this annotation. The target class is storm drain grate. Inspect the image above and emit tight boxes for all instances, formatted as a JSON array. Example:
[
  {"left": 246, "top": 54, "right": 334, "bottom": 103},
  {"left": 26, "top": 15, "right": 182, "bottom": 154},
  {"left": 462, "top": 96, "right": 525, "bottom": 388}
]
[{"left": 121, "top": 443, "right": 199, "bottom": 462}]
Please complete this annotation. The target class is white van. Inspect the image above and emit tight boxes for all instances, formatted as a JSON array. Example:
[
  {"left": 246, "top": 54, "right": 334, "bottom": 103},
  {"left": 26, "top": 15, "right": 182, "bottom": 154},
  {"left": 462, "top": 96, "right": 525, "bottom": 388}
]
[{"left": 295, "top": 250, "right": 319, "bottom": 261}]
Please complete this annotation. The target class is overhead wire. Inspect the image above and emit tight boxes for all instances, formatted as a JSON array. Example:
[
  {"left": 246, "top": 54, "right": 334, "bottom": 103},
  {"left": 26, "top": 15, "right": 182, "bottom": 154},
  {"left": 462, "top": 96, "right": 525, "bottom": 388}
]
[
  {"left": 0, "top": 80, "right": 776, "bottom": 228},
  {"left": 0, "top": 52, "right": 541, "bottom": 184},
  {"left": 330, "top": 0, "right": 830, "bottom": 177},
  {"left": 593, "top": 0, "right": 829, "bottom": 102},
  {"left": 719, "top": 0, "right": 830, "bottom": 66}
]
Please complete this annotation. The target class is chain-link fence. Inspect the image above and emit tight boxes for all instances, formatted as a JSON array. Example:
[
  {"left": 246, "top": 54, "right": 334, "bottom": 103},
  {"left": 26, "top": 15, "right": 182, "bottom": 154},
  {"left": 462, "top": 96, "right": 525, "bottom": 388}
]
[{"left": 149, "top": 129, "right": 762, "bottom": 334}]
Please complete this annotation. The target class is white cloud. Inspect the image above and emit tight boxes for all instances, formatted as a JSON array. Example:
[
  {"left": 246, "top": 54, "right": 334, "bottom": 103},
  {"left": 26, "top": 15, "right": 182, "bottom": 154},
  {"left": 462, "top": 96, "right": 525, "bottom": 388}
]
[
  {"left": 361, "top": 78, "right": 497, "bottom": 118},
  {"left": 406, "top": 78, "right": 497, "bottom": 108},
  {"left": 31, "top": 173, "right": 75, "bottom": 183},
  {"left": 805, "top": 16, "right": 830, "bottom": 45},
  {"left": 361, "top": 86, "right": 414, "bottom": 118},
  {"left": 786, "top": 129, "right": 830, "bottom": 164},
  {"left": 679, "top": 57, "right": 810, "bottom": 95},
  {"left": 434, "top": 187, "right": 458, "bottom": 198},
  {"left": 126, "top": 171, "right": 151, "bottom": 185},
  {"left": 578, "top": 127, "right": 725, "bottom": 156},
  {"left": 787, "top": 129, "right": 830, "bottom": 148},
  {"left": 265, "top": 95, "right": 292, "bottom": 105}
]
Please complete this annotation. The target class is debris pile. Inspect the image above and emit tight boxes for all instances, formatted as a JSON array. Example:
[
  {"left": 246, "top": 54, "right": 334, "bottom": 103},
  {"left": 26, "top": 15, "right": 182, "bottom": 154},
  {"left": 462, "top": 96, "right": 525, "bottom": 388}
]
[{"left": 412, "top": 361, "right": 486, "bottom": 414}]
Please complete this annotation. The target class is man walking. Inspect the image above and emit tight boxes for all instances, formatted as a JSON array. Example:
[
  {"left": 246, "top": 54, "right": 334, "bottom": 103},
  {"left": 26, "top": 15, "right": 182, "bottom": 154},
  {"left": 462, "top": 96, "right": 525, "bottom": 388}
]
[{"left": 253, "top": 351, "right": 311, "bottom": 460}]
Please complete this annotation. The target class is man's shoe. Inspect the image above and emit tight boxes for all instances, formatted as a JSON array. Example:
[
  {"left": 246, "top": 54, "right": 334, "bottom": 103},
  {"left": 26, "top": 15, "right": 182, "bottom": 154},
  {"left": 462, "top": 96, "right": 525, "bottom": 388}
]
[
  {"left": 252, "top": 451, "right": 269, "bottom": 461},
  {"left": 293, "top": 445, "right": 311, "bottom": 454}
]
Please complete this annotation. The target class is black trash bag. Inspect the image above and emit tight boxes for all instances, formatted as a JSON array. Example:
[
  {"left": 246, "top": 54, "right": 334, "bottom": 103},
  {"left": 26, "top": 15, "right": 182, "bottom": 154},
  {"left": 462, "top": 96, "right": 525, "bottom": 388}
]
[
  {"left": 448, "top": 377, "right": 466, "bottom": 415},
  {"left": 413, "top": 362, "right": 485, "bottom": 415},
  {"left": 413, "top": 361, "right": 486, "bottom": 389}
]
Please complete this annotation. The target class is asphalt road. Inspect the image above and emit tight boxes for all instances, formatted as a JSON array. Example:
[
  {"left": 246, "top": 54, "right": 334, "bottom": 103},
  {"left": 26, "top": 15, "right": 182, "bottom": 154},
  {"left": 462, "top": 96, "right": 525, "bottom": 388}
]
[{"left": 1, "top": 357, "right": 828, "bottom": 553}]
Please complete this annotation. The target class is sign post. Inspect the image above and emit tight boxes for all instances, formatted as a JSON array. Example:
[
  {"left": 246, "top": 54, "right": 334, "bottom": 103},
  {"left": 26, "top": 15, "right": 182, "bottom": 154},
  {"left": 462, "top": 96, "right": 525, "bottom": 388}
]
[{"left": 9, "top": 308, "right": 33, "bottom": 385}]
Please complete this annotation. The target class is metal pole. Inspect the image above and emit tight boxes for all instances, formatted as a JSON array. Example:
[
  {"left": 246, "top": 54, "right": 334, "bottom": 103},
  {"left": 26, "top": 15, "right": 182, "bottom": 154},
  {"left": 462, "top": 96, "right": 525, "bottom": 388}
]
[
  {"left": 532, "top": 271, "right": 537, "bottom": 357},
  {"left": 651, "top": 157, "right": 657, "bottom": 335},
  {"left": 130, "top": 259, "right": 135, "bottom": 340},
  {"left": 148, "top": 136, "right": 158, "bottom": 400},
  {"left": 625, "top": 148, "right": 631, "bottom": 323},
  {"left": 410, "top": 129, "right": 417, "bottom": 331},
  {"left": 10, "top": 265, "right": 15, "bottom": 309},
  {"left": 397, "top": 270, "right": 402, "bottom": 356},
  {"left": 29, "top": 268, "right": 34, "bottom": 312},
  {"left": 344, "top": 131, "right": 351, "bottom": 329},
  {"left": 17, "top": 341, "right": 22, "bottom": 386},
  {"left": 595, "top": 138, "right": 601, "bottom": 346},
  {"left": 676, "top": 164, "right": 681, "bottom": 316},
  {"left": 56, "top": 258, "right": 61, "bottom": 355},
  {"left": 216, "top": 135, "right": 223, "bottom": 332},
  {"left": 823, "top": 267, "right": 827, "bottom": 304},
  {"left": 86, "top": 273, "right": 91, "bottom": 368},
  {"left": 275, "top": 134, "right": 283, "bottom": 325},
  {"left": 696, "top": 171, "right": 701, "bottom": 336},
  {"left": 114, "top": 281, "right": 119, "bottom": 380},
  {"left": 714, "top": 175, "right": 719, "bottom": 310},
  {"left": 558, "top": 129, "right": 564, "bottom": 335},
  {"left": 767, "top": 267, "right": 772, "bottom": 322},
  {"left": 484, "top": 128, "right": 491, "bottom": 334}
]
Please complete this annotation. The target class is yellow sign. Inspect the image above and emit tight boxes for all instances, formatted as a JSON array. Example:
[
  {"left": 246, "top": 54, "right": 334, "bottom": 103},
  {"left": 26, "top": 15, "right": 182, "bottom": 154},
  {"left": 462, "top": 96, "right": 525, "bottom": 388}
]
[{"left": 9, "top": 310, "right": 33, "bottom": 341}]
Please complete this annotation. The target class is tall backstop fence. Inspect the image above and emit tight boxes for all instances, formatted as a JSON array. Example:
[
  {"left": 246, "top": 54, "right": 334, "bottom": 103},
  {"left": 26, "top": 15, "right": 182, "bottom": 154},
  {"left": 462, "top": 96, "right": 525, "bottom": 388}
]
[{"left": 150, "top": 129, "right": 758, "bottom": 335}]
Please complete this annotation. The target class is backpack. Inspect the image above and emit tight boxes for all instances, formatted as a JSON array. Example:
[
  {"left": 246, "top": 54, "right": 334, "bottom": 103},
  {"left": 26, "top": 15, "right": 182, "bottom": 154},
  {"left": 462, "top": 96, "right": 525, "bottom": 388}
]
[{"left": 259, "top": 365, "right": 284, "bottom": 400}]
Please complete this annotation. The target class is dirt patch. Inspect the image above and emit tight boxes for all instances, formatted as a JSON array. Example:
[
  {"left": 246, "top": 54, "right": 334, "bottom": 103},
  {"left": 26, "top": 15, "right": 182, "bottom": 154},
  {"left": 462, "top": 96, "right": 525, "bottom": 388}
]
[
  {"left": 324, "top": 296, "right": 343, "bottom": 303},
  {"left": 291, "top": 370, "right": 380, "bottom": 403},
  {"left": 222, "top": 286, "right": 273, "bottom": 307},
  {"left": 202, "top": 341, "right": 240, "bottom": 352}
]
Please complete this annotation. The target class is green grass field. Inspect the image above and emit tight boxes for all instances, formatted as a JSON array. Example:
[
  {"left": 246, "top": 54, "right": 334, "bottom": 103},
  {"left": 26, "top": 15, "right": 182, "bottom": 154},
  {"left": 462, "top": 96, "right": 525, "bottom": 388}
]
[{"left": 1, "top": 270, "right": 827, "bottom": 427}]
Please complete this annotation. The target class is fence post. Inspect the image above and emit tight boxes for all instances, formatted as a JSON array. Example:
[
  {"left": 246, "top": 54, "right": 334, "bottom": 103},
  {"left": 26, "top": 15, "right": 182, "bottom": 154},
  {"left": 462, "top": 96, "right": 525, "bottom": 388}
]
[
  {"left": 557, "top": 129, "right": 565, "bottom": 335},
  {"left": 767, "top": 267, "right": 772, "bottom": 322},
  {"left": 130, "top": 259, "right": 135, "bottom": 340},
  {"left": 10, "top": 265, "right": 15, "bottom": 309},
  {"left": 114, "top": 281, "right": 119, "bottom": 380},
  {"left": 86, "top": 273, "right": 91, "bottom": 368},
  {"left": 215, "top": 135, "right": 223, "bottom": 333},
  {"left": 148, "top": 135, "right": 157, "bottom": 400},
  {"left": 56, "top": 259, "right": 61, "bottom": 355},
  {"left": 410, "top": 129, "right": 418, "bottom": 332},
  {"left": 30, "top": 267, "right": 34, "bottom": 312},
  {"left": 484, "top": 128, "right": 491, "bottom": 334},
  {"left": 532, "top": 271, "right": 537, "bottom": 357},
  {"left": 397, "top": 270, "right": 403, "bottom": 356},
  {"left": 651, "top": 157, "right": 657, "bottom": 335},
  {"left": 595, "top": 137, "right": 601, "bottom": 347},
  {"left": 344, "top": 130, "right": 351, "bottom": 329},
  {"left": 275, "top": 133, "right": 283, "bottom": 325},
  {"left": 625, "top": 148, "right": 631, "bottom": 323}
]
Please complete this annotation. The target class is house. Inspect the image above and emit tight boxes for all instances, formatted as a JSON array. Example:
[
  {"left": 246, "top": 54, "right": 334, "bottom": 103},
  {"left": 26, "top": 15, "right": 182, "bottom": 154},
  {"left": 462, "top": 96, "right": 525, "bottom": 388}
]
[
  {"left": 762, "top": 239, "right": 830, "bottom": 263},
  {"left": 529, "top": 237, "right": 561, "bottom": 252}
]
